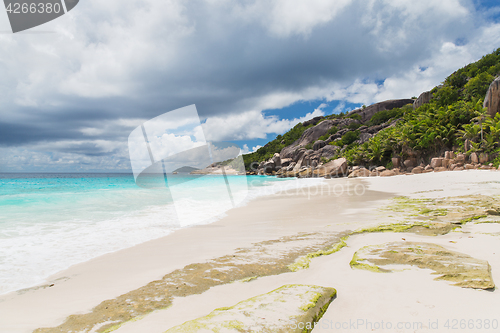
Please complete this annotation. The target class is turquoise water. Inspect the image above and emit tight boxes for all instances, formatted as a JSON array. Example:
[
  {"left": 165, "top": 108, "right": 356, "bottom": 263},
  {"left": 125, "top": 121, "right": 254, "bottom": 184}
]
[
  {"left": 0, "top": 173, "right": 318, "bottom": 295},
  {"left": 1, "top": 174, "right": 166, "bottom": 228}
]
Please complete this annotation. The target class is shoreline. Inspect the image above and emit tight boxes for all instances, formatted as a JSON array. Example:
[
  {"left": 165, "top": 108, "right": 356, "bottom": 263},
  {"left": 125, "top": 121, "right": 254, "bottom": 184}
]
[
  {"left": 1, "top": 170, "right": 500, "bottom": 332},
  {"left": 0, "top": 177, "right": 388, "bottom": 333},
  {"left": 0, "top": 175, "right": 321, "bottom": 297}
]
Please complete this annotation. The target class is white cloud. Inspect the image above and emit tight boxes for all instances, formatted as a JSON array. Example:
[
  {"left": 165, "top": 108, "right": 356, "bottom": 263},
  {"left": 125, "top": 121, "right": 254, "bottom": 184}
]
[
  {"left": 80, "top": 127, "right": 105, "bottom": 136},
  {"left": 233, "top": 0, "right": 353, "bottom": 37},
  {"left": 326, "top": 25, "right": 500, "bottom": 105},
  {"left": 0, "top": 0, "right": 490, "bottom": 111},
  {"left": 251, "top": 145, "right": 262, "bottom": 152},
  {"left": 202, "top": 107, "right": 325, "bottom": 141},
  {"left": 327, "top": 80, "right": 380, "bottom": 104},
  {"left": 0, "top": 0, "right": 193, "bottom": 104},
  {"left": 240, "top": 144, "right": 250, "bottom": 155},
  {"left": 361, "top": 0, "right": 470, "bottom": 53},
  {"left": 241, "top": 144, "right": 262, "bottom": 155},
  {"left": 1, "top": 0, "right": 499, "bottom": 171},
  {"left": 0, "top": 0, "right": 481, "bottom": 112},
  {"left": 332, "top": 102, "right": 348, "bottom": 114}
]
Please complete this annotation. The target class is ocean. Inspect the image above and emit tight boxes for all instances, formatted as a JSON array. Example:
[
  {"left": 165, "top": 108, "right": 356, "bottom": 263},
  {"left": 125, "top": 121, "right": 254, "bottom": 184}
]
[{"left": 0, "top": 173, "right": 323, "bottom": 295}]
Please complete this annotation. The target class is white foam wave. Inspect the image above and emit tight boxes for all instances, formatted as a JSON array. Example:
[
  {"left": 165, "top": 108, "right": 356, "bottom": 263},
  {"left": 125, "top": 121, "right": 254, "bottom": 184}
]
[{"left": 0, "top": 176, "right": 322, "bottom": 295}]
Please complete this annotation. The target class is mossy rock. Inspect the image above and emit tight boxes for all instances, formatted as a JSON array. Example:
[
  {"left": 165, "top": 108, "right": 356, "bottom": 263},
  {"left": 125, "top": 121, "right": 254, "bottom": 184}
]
[
  {"left": 164, "top": 284, "right": 336, "bottom": 333},
  {"left": 33, "top": 232, "right": 343, "bottom": 333},
  {"left": 381, "top": 195, "right": 500, "bottom": 233},
  {"left": 350, "top": 242, "right": 495, "bottom": 290},
  {"left": 288, "top": 235, "right": 349, "bottom": 272}
]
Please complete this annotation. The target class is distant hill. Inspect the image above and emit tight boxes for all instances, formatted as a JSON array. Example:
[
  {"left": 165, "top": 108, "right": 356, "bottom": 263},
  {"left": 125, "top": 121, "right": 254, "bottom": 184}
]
[{"left": 173, "top": 166, "right": 200, "bottom": 173}]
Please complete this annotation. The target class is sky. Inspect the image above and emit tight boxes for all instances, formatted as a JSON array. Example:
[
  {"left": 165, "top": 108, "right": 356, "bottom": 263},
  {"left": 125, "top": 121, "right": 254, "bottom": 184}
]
[{"left": 0, "top": 0, "right": 500, "bottom": 172}]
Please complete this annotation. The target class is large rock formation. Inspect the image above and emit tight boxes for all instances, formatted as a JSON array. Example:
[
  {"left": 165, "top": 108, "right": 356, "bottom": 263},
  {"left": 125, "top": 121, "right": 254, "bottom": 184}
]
[
  {"left": 357, "top": 132, "right": 373, "bottom": 144},
  {"left": 470, "top": 152, "right": 479, "bottom": 164},
  {"left": 269, "top": 145, "right": 499, "bottom": 178},
  {"left": 484, "top": 76, "right": 500, "bottom": 117},
  {"left": 430, "top": 157, "right": 443, "bottom": 169},
  {"left": 347, "top": 99, "right": 414, "bottom": 123},
  {"left": 280, "top": 119, "right": 338, "bottom": 159},
  {"left": 380, "top": 169, "right": 396, "bottom": 177},
  {"left": 347, "top": 168, "right": 371, "bottom": 178},
  {"left": 301, "top": 116, "right": 324, "bottom": 127},
  {"left": 312, "top": 157, "right": 347, "bottom": 178},
  {"left": 251, "top": 91, "right": 500, "bottom": 177},
  {"left": 413, "top": 91, "right": 433, "bottom": 110},
  {"left": 278, "top": 99, "right": 411, "bottom": 164},
  {"left": 318, "top": 145, "right": 338, "bottom": 159},
  {"left": 271, "top": 153, "right": 281, "bottom": 169},
  {"left": 312, "top": 140, "right": 326, "bottom": 151}
]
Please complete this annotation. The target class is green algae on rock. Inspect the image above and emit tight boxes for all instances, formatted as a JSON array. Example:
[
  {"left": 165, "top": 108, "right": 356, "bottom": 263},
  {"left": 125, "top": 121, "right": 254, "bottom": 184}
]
[
  {"left": 460, "top": 215, "right": 488, "bottom": 224},
  {"left": 164, "top": 284, "right": 336, "bottom": 333},
  {"left": 384, "top": 195, "right": 500, "bottom": 221},
  {"left": 289, "top": 220, "right": 461, "bottom": 274},
  {"left": 32, "top": 194, "right": 500, "bottom": 333},
  {"left": 378, "top": 194, "right": 500, "bottom": 235},
  {"left": 288, "top": 234, "right": 350, "bottom": 272},
  {"left": 287, "top": 195, "right": 500, "bottom": 274},
  {"left": 350, "top": 241, "right": 495, "bottom": 290},
  {"left": 33, "top": 232, "right": 345, "bottom": 333},
  {"left": 349, "top": 251, "right": 386, "bottom": 273},
  {"left": 357, "top": 221, "right": 457, "bottom": 237}
]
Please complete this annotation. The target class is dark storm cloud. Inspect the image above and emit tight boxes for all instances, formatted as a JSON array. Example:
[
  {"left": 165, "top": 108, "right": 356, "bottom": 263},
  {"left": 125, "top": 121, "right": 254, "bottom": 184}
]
[
  {"left": 55, "top": 142, "right": 120, "bottom": 157},
  {"left": 0, "top": 103, "right": 136, "bottom": 146},
  {"left": 0, "top": 121, "right": 72, "bottom": 145},
  {"left": 131, "top": 0, "right": 471, "bottom": 118}
]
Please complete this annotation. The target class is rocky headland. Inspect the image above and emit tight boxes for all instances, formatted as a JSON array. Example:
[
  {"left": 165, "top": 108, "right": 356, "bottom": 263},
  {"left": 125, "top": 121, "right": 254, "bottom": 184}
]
[
  {"left": 190, "top": 164, "right": 243, "bottom": 175},
  {"left": 244, "top": 48, "right": 500, "bottom": 180}
]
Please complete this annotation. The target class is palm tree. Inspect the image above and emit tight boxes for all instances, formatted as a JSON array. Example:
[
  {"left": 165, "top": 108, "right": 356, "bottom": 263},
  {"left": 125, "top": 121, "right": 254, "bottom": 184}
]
[
  {"left": 368, "top": 139, "right": 383, "bottom": 164},
  {"left": 457, "top": 123, "right": 481, "bottom": 142}
]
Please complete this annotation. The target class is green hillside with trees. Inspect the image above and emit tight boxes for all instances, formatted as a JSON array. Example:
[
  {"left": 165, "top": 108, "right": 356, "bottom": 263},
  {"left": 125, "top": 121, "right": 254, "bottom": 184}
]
[{"left": 243, "top": 47, "right": 500, "bottom": 170}]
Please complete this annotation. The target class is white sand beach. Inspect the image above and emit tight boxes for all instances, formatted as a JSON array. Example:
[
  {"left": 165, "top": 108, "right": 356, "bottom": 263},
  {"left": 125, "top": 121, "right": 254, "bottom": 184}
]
[{"left": 1, "top": 170, "right": 500, "bottom": 333}]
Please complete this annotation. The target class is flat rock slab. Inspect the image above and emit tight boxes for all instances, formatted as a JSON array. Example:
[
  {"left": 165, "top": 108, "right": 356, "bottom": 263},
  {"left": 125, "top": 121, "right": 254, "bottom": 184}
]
[
  {"left": 33, "top": 232, "right": 344, "bottom": 333},
  {"left": 164, "top": 284, "right": 336, "bottom": 333},
  {"left": 350, "top": 242, "right": 495, "bottom": 290}
]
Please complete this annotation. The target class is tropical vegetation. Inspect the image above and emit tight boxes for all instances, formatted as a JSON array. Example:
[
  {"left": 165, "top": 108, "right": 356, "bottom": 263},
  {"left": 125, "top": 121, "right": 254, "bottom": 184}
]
[
  {"left": 243, "top": 47, "right": 500, "bottom": 170},
  {"left": 341, "top": 48, "right": 500, "bottom": 167}
]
